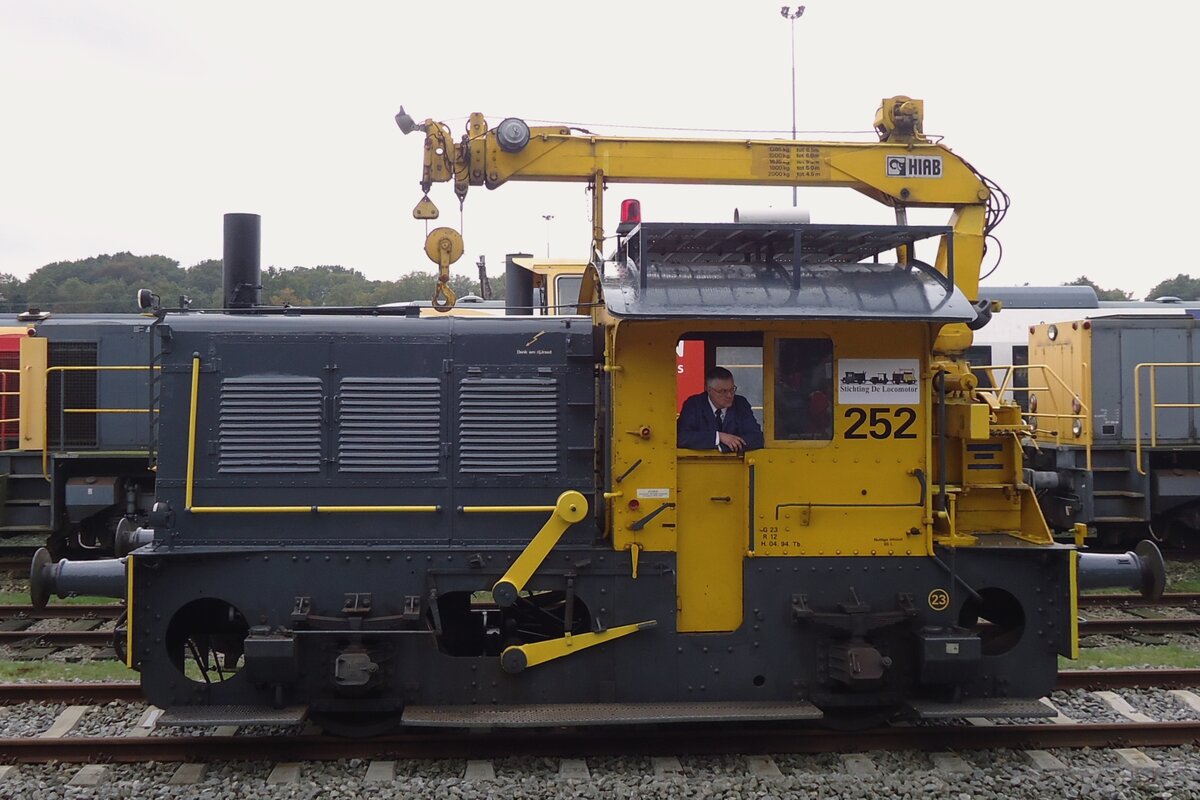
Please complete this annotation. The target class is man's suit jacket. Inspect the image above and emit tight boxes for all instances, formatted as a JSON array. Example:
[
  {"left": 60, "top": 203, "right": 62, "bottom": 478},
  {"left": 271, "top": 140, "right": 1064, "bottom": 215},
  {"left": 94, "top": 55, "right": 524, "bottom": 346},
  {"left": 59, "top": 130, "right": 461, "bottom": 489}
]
[{"left": 676, "top": 392, "right": 765, "bottom": 451}]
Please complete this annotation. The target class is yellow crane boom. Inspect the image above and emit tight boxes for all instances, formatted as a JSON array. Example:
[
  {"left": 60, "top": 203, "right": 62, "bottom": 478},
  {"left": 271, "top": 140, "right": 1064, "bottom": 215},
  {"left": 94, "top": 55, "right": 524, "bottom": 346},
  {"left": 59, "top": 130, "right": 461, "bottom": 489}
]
[{"left": 397, "top": 97, "right": 1003, "bottom": 309}]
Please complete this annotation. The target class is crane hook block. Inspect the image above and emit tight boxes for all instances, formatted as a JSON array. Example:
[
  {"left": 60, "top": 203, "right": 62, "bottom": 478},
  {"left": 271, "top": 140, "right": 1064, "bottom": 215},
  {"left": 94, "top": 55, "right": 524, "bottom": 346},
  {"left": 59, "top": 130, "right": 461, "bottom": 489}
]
[
  {"left": 413, "top": 194, "right": 439, "bottom": 220},
  {"left": 425, "top": 227, "right": 464, "bottom": 266},
  {"left": 425, "top": 227, "right": 464, "bottom": 312}
]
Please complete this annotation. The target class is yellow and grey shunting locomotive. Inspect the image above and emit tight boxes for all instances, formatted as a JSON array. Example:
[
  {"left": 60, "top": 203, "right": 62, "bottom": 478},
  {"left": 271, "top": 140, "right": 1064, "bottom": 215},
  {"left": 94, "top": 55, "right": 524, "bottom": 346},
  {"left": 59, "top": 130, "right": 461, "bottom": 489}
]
[{"left": 33, "top": 102, "right": 1165, "bottom": 734}]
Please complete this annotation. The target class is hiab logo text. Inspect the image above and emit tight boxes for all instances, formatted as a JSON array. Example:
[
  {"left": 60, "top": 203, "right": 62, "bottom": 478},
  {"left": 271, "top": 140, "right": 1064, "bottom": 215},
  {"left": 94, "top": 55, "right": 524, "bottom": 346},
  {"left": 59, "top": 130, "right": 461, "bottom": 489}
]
[{"left": 885, "top": 155, "right": 943, "bottom": 178}]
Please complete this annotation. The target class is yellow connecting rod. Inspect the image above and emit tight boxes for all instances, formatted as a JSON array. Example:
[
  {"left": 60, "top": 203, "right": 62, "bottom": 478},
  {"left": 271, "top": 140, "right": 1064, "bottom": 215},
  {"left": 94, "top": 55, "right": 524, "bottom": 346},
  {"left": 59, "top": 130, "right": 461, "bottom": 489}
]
[
  {"left": 500, "top": 620, "right": 657, "bottom": 674},
  {"left": 492, "top": 490, "right": 588, "bottom": 607}
]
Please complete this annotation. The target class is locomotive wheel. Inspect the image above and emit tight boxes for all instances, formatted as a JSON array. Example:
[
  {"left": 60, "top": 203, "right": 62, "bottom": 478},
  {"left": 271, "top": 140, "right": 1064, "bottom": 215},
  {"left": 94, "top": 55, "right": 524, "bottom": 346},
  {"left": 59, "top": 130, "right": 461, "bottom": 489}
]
[{"left": 309, "top": 710, "right": 404, "bottom": 738}]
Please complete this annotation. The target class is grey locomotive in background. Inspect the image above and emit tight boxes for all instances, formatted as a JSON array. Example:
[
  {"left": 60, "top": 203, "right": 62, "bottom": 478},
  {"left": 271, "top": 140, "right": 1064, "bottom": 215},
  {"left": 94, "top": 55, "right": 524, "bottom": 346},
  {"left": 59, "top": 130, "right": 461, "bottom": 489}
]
[{"left": 0, "top": 314, "right": 155, "bottom": 557}]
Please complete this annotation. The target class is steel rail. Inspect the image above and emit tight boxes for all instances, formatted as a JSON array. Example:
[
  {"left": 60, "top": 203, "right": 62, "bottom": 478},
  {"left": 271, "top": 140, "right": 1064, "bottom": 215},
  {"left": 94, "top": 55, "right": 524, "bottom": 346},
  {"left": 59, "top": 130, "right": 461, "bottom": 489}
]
[
  {"left": 0, "top": 556, "right": 32, "bottom": 574},
  {"left": 1, "top": 721, "right": 1199, "bottom": 764},
  {"left": 2, "top": 670, "right": 1199, "bottom": 707},
  {"left": 1079, "top": 593, "right": 1200, "bottom": 607},
  {"left": 1056, "top": 669, "right": 1200, "bottom": 690},
  {"left": 0, "top": 604, "right": 124, "bottom": 620},
  {"left": 0, "top": 629, "right": 114, "bottom": 646},
  {"left": 0, "top": 682, "right": 143, "bottom": 704},
  {"left": 1079, "top": 617, "right": 1200, "bottom": 635}
]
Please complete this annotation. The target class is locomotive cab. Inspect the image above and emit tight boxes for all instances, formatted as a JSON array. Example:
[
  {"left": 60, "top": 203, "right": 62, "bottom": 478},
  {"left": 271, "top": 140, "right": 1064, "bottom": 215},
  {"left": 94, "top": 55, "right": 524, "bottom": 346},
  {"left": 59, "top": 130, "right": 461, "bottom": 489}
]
[{"left": 598, "top": 222, "right": 1023, "bottom": 716}]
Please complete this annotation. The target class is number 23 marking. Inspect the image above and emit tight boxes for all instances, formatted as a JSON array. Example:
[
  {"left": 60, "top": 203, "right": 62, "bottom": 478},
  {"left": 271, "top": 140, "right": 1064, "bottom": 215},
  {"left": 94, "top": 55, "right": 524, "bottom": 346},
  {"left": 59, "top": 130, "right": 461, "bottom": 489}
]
[{"left": 843, "top": 407, "right": 918, "bottom": 439}]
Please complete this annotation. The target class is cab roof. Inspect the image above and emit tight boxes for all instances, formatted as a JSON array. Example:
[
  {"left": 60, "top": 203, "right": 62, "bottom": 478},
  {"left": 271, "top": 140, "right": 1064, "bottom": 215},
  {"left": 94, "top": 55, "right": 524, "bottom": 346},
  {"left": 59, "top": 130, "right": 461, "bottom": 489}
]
[{"left": 600, "top": 222, "right": 976, "bottom": 323}]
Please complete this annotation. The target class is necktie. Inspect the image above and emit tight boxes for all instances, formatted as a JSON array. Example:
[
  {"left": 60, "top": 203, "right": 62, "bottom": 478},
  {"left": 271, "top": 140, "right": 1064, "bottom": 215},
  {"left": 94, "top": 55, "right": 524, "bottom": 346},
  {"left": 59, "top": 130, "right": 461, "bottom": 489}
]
[{"left": 715, "top": 409, "right": 724, "bottom": 430}]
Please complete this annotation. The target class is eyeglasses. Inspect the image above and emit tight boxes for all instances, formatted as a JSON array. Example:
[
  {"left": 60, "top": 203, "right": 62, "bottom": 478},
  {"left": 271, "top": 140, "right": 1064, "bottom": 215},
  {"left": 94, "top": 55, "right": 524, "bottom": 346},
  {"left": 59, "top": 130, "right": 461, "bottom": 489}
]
[{"left": 708, "top": 385, "right": 737, "bottom": 396}]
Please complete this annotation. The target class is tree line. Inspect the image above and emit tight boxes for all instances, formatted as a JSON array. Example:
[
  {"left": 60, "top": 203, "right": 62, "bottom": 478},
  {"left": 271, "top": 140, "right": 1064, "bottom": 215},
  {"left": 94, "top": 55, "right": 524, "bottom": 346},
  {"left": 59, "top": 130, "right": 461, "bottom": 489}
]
[
  {"left": 0, "top": 253, "right": 503, "bottom": 314},
  {"left": 1064, "top": 275, "right": 1200, "bottom": 302},
  {"left": 2, "top": 253, "right": 1197, "bottom": 315}
]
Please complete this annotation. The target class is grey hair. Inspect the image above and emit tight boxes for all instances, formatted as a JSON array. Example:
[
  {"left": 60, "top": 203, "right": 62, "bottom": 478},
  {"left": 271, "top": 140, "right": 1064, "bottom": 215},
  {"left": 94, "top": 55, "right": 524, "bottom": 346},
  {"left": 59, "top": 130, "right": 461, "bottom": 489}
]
[{"left": 705, "top": 366, "right": 734, "bottom": 387}]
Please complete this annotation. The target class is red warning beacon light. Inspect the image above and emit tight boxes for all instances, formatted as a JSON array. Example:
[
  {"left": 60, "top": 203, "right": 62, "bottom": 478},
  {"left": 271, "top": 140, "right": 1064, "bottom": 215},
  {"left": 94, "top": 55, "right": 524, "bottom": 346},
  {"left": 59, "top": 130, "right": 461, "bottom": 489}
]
[{"left": 617, "top": 198, "right": 641, "bottom": 235}]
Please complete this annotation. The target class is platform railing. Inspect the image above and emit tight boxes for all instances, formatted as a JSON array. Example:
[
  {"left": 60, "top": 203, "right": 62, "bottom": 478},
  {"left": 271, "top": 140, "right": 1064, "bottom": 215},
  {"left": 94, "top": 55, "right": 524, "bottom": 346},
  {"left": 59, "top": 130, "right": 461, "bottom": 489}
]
[
  {"left": 976, "top": 362, "right": 1092, "bottom": 469},
  {"left": 41, "top": 365, "right": 157, "bottom": 481},
  {"left": 0, "top": 368, "right": 19, "bottom": 448},
  {"left": 1133, "top": 361, "right": 1200, "bottom": 476}
]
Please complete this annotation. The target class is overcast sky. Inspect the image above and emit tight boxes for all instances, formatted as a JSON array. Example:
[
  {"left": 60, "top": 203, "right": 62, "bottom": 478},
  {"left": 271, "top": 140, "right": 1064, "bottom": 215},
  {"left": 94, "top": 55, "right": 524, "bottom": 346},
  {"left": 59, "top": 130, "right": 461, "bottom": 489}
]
[{"left": 2, "top": 1, "right": 1195, "bottom": 300}]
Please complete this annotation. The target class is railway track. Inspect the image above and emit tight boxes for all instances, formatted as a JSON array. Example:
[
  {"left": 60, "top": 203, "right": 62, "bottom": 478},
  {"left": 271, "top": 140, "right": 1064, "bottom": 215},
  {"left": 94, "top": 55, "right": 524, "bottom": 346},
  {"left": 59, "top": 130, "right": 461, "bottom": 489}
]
[
  {"left": 0, "top": 670, "right": 1194, "bottom": 773},
  {"left": 4, "top": 669, "right": 1195, "bottom": 706},
  {"left": 0, "top": 556, "right": 31, "bottom": 576},
  {"left": 1080, "top": 592, "right": 1200, "bottom": 607},
  {"left": 0, "top": 720, "right": 1198, "bottom": 764},
  {"left": 0, "top": 629, "right": 114, "bottom": 647},
  {"left": 1079, "top": 616, "right": 1200, "bottom": 635},
  {"left": 0, "top": 604, "right": 124, "bottom": 620}
]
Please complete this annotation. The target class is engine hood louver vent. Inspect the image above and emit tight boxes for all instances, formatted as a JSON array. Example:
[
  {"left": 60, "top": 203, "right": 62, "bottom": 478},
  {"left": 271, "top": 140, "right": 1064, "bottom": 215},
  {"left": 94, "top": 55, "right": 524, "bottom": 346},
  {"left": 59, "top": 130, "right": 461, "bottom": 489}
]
[
  {"left": 218, "top": 376, "right": 322, "bottom": 473},
  {"left": 338, "top": 377, "right": 442, "bottom": 473},
  {"left": 459, "top": 377, "right": 558, "bottom": 473}
]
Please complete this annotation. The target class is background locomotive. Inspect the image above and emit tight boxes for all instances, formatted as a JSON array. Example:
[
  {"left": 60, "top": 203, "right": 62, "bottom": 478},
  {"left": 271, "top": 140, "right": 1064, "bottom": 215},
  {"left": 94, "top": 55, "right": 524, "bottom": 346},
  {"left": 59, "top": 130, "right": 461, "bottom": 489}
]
[
  {"left": 0, "top": 313, "right": 155, "bottom": 558},
  {"left": 1024, "top": 315, "right": 1200, "bottom": 547},
  {"left": 31, "top": 100, "right": 1165, "bottom": 735}
]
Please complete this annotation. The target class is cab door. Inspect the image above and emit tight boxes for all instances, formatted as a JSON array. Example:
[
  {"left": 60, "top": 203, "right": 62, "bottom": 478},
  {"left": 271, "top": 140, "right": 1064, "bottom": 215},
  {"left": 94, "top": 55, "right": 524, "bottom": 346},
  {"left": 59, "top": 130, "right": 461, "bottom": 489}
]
[{"left": 675, "top": 456, "right": 745, "bottom": 633}]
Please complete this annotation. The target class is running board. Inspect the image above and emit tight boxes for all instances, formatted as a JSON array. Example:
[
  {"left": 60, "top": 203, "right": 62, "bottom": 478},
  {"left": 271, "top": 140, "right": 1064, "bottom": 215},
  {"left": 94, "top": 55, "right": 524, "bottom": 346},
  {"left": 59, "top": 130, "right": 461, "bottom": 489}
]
[
  {"left": 908, "top": 697, "right": 1055, "bottom": 719},
  {"left": 157, "top": 705, "right": 308, "bottom": 727},
  {"left": 402, "top": 700, "right": 823, "bottom": 727}
]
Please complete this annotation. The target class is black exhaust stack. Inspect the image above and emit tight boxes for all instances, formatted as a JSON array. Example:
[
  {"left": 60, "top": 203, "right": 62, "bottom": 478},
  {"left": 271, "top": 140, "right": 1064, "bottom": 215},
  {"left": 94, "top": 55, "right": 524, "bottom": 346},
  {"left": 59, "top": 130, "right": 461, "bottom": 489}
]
[
  {"left": 505, "top": 252, "right": 534, "bottom": 316},
  {"left": 223, "top": 213, "right": 261, "bottom": 309}
]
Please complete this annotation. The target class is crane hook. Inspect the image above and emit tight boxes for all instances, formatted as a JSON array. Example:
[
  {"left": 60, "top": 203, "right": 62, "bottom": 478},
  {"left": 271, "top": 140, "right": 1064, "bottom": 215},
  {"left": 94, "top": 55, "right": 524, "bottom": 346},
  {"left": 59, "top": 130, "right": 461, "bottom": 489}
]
[{"left": 424, "top": 227, "right": 464, "bottom": 312}]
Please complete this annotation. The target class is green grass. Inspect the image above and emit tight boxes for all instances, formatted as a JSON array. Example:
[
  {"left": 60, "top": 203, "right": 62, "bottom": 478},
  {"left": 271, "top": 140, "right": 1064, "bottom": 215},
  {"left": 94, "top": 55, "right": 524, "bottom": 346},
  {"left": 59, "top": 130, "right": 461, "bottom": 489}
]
[
  {"left": 1061, "top": 644, "right": 1200, "bottom": 670},
  {"left": 1167, "top": 559, "right": 1200, "bottom": 592},
  {"left": 0, "top": 659, "right": 138, "bottom": 682}
]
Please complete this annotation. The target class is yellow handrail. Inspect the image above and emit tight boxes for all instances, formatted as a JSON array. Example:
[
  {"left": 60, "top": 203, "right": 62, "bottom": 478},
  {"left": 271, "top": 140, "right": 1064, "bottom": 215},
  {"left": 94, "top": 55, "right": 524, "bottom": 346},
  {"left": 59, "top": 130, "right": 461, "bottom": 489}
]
[
  {"left": 461, "top": 505, "right": 556, "bottom": 513},
  {"left": 1133, "top": 362, "right": 1200, "bottom": 476},
  {"left": 0, "top": 369, "right": 18, "bottom": 444},
  {"left": 189, "top": 505, "right": 442, "bottom": 514},
  {"left": 184, "top": 356, "right": 200, "bottom": 509},
  {"left": 976, "top": 362, "right": 1092, "bottom": 469},
  {"left": 41, "top": 364, "right": 158, "bottom": 480}
]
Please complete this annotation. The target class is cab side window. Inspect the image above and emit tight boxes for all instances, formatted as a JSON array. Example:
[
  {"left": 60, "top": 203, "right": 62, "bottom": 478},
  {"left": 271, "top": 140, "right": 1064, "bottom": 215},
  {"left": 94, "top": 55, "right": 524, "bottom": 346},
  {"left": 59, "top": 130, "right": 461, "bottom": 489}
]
[
  {"left": 556, "top": 275, "right": 583, "bottom": 311},
  {"left": 715, "top": 344, "right": 764, "bottom": 427},
  {"left": 774, "top": 339, "right": 833, "bottom": 440}
]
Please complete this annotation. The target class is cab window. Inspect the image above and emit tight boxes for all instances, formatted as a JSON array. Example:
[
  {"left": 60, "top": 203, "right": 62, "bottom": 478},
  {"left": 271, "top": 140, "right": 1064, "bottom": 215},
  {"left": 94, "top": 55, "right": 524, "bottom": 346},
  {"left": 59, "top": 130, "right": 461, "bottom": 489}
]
[
  {"left": 676, "top": 336, "right": 763, "bottom": 426},
  {"left": 716, "top": 344, "right": 764, "bottom": 427},
  {"left": 774, "top": 338, "right": 833, "bottom": 440},
  {"left": 555, "top": 274, "right": 583, "bottom": 311}
]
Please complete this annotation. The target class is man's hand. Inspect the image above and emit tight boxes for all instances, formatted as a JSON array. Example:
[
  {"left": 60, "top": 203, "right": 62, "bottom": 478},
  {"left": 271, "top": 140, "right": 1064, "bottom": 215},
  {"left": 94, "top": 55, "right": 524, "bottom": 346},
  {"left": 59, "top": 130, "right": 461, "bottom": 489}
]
[{"left": 718, "top": 432, "right": 747, "bottom": 452}]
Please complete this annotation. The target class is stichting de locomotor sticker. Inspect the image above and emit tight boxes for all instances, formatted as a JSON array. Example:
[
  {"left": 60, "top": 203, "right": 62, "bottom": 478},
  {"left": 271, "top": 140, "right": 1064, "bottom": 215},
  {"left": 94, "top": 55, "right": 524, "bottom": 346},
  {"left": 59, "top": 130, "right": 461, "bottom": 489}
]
[{"left": 837, "top": 359, "right": 920, "bottom": 405}]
